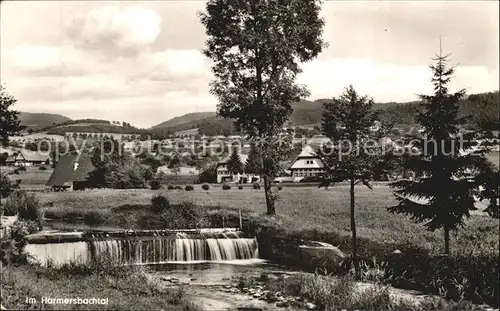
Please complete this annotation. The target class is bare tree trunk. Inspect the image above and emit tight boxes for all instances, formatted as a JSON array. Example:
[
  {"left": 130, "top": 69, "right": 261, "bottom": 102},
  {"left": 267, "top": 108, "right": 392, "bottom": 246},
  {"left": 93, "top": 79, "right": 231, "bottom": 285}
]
[
  {"left": 350, "top": 176, "right": 358, "bottom": 279},
  {"left": 264, "top": 175, "right": 275, "bottom": 215},
  {"left": 444, "top": 225, "right": 450, "bottom": 255}
]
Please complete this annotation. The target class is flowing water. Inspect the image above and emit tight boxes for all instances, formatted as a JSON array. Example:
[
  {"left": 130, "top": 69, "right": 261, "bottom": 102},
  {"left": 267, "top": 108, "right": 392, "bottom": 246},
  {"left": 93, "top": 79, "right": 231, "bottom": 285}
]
[{"left": 25, "top": 232, "right": 259, "bottom": 266}]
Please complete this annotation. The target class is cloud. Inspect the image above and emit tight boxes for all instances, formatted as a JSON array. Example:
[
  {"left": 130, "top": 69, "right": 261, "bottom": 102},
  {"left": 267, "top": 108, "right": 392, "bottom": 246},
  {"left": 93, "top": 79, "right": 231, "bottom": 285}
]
[
  {"left": 298, "top": 57, "right": 499, "bottom": 102},
  {"left": 6, "top": 45, "right": 91, "bottom": 76},
  {"left": 66, "top": 5, "right": 161, "bottom": 57}
]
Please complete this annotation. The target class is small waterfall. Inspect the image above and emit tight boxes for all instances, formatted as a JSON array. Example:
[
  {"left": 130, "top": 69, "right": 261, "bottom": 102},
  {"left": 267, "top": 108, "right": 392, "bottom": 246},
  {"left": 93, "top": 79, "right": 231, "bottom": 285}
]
[
  {"left": 25, "top": 242, "right": 89, "bottom": 266},
  {"left": 25, "top": 232, "right": 259, "bottom": 266}
]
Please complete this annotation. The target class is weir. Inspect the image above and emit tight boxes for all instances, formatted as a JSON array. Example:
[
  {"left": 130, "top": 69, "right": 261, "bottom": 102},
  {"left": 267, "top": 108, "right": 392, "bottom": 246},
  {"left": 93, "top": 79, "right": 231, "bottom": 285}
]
[{"left": 25, "top": 230, "right": 259, "bottom": 266}]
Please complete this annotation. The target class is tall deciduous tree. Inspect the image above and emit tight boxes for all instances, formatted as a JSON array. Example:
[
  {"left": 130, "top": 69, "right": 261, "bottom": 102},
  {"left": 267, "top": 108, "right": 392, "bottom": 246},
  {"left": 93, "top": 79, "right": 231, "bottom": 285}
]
[
  {"left": 227, "top": 148, "right": 244, "bottom": 176},
  {"left": 388, "top": 47, "right": 485, "bottom": 255},
  {"left": 199, "top": 0, "right": 326, "bottom": 215},
  {"left": 321, "top": 85, "right": 381, "bottom": 278},
  {"left": 0, "top": 85, "right": 25, "bottom": 146}
]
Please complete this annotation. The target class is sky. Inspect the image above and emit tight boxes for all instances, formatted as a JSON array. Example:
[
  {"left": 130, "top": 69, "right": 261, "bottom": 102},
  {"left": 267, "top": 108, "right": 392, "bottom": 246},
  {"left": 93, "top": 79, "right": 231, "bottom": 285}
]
[{"left": 1, "top": 0, "right": 499, "bottom": 128}]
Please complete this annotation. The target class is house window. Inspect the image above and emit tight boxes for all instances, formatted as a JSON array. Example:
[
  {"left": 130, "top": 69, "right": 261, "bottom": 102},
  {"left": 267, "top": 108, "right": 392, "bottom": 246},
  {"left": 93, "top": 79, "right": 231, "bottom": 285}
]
[{"left": 305, "top": 160, "right": 313, "bottom": 165}]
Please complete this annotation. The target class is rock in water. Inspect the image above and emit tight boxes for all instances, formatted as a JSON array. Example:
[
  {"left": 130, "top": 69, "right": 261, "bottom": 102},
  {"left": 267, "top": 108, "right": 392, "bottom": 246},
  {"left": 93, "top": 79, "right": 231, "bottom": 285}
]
[
  {"left": 276, "top": 301, "right": 289, "bottom": 308},
  {"left": 306, "top": 302, "right": 317, "bottom": 310}
]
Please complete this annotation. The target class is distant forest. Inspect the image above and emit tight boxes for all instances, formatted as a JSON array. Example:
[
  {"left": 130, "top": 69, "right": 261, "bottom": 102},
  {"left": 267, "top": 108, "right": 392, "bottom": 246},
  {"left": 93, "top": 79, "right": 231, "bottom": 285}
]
[{"left": 36, "top": 91, "right": 498, "bottom": 138}]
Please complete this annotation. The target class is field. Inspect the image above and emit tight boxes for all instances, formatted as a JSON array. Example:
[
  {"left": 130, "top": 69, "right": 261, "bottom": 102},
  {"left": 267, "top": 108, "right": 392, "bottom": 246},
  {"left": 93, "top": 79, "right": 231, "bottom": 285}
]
[
  {"left": 38, "top": 185, "right": 499, "bottom": 256},
  {"left": 2, "top": 166, "right": 53, "bottom": 190}
]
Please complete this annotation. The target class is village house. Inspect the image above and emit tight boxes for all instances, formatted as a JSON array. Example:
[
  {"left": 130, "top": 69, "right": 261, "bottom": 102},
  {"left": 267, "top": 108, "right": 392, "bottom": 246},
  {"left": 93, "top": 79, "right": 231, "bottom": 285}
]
[
  {"left": 288, "top": 145, "right": 326, "bottom": 180},
  {"left": 216, "top": 153, "right": 260, "bottom": 184},
  {"left": 9, "top": 150, "right": 50, "bottom": 167},
  {"left": 46, "top": 154, "right": 95, "bottom": 191}
]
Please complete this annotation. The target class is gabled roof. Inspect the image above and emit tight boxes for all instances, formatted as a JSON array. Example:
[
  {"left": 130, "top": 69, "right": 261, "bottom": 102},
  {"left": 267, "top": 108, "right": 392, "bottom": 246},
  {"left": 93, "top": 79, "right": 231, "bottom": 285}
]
[
  {"left": 16, "top": 151, "right": 50, "bottom": 162},
  {"left": 46, "top": 154, "right": 95, "bottom": 186},
  {"left": 296, "top": 145, "right": 320, "bottom": 158},
  {"left": 289, "top": 144, "right": 326, "bottom": 170}
]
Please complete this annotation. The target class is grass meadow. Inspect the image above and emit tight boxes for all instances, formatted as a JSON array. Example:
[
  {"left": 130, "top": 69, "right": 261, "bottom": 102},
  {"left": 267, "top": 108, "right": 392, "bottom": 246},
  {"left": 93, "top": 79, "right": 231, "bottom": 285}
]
[
  {"left": 2, "top": 166, "right": 53, "bottom": 190},
  {"left": 39, "top": 185, "right": 499, "bottom": 256}
]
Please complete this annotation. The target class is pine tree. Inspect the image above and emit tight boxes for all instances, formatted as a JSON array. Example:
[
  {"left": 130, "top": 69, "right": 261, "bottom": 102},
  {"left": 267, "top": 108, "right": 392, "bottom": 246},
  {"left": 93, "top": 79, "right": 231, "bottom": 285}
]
[
  {"left": 245, "top": 143, "right": 263, "bottom": 175},
  {"left": 227, "top": 148, "right": 243, "bottom": 176},
  {"left": 388, "top": 45, "right": 486, "bottom": 255},
  {"left": 321, "top": 85, "right": 381, "bottom": 278}
]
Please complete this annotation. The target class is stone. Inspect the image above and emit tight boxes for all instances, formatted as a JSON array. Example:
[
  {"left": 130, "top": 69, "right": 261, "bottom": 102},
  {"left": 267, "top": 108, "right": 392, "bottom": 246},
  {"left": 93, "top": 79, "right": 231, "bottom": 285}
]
[
  {"left": 274, "top": 291, "right": 283, "bottom": 297},
  {"left": 242, "top": 287, "right": 249, "bottom": 293},
  {"left": 276, "top": 296, "right": 285, "bottom": 302},
  {"left": 160, "top": 276, "right": 172, "bottom": 282},
  {"left": 299, "top": 242, "right": 346, "bottom": 266},
  {"left": 222, "top": 277, "right": 230, "bottom": 281},
  {"left": 169, "top": 279, "right": 179, "bottom": 284},
  {"left": 248, "top": 288, "right": 256, "bottom": 294},
  {"left": 253, "top": 292, "right": 262, "bottom": 298},
  {"left": 190, "top": 278, "right": 198, "bottom": 281},
  {"left": 305, "top": 302, "right": 317, "bottom": 310},
  {"left": 224, "top": 284, "right": 232, "bottom": 289},
  {"left": 276, "top": 301, "right": 289, "bottom": 308},
  {"left": 393, "top": 249, "right": 402, "bottom": 254}
]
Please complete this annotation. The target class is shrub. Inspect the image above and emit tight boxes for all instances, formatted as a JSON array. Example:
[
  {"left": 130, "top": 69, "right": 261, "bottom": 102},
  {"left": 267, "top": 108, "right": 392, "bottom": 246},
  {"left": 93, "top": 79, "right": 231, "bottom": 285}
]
[
  {"left": 83, "top": 210, "right": 109, "bottom": 227},
  {"left": 0, "top": 172, "right": 19, "bottom": 199},
  {"left": 175, "top": 185, "right": 182, "bottom": 190},
  {"left": 12, "top": 169, "right": 19, "bottom": 175},
  {"left": 238, "top": 185, "right": 243, "bottom": 190},
  {"left": 39, "top": 165, "right": 47, "bottom": 171},
  {"left": 17, "top": 166, "right": 26, "bottom": 172},
  {"left": 150, "top": 179, "right": 162, "bottom": 190},
  {"left": 253, "top": 183, "right": 261, "bottom": 190},
  {"left": 151, "top": 195, "right": 170, "bottom": 213},
  {"left": 201, "top": 183, "right": 210, "bottom": 191},
  {"left": 222, "top": 183, "right": 231, "bottom": 190},
  {"left": 185, "top": 185, "right": 194, "bottom": 191},
  {"left": 278, "top": 186, "right": 283, "bottom": 191},
  {"left": 159, "top": 201, "right": 208, "bottom": 229},
  {"left": 1, "top": 220, "right": 35, "bottom": 265},
  {"left": 167, "top": 184, "right": 175, "bottom": 190},
  {"left": 3, "top": 191, "right": 43, "bottom": 222}
]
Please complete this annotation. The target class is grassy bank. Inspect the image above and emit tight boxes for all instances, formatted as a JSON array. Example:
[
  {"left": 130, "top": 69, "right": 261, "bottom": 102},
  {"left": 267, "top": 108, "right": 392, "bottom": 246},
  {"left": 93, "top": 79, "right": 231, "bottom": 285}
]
[
  {"left": 0, "top": 261, "right": 198, "bottom": 310},
  {"left": 236, "top": 272, "right": 484, "bottom": 311},
  {"left": 33, "top": 187, "right": 499, "bottom": 307},
  {"left": 39, "top": 186, "right": 498, "bottom": 255}
]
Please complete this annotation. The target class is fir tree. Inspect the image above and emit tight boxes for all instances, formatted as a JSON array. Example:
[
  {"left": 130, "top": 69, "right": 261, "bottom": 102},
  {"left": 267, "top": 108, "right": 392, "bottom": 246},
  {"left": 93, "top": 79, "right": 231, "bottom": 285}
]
[
  {"left": 388, "top": 45, "right": 486, "bottom": 255},
  {"left": 227, "top": 148, "right": 243, "bottom": 176},
  {"left": 245, "top": 143, "right": 263, "bottom": 176}
]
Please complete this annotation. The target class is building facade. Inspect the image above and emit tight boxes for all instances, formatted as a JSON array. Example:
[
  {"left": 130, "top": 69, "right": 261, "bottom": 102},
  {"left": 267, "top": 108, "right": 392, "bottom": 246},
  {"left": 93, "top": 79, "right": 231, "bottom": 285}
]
[{"left": 288, "top": 145, "right": 326, "bottom": 178}]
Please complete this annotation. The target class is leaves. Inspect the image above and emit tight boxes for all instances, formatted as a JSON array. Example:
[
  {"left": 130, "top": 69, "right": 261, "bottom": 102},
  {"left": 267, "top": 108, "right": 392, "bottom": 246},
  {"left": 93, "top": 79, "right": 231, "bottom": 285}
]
[
  {"left": 200, "top": 0, "right": 326, "bottom": 214},
  {"left": 0, "top": 85, "right": 25, "bottom": 146},
  {"left": 321, "top": 85, "right": 385, "bottom": 186}
]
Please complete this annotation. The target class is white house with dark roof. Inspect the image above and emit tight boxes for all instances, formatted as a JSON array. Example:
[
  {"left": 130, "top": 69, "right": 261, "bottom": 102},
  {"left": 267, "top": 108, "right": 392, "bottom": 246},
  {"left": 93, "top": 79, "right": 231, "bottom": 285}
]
[
  {"left": 288, "top": 145, "right": 326, "bottom": 179},
  {"left": 216, "top": 153, "right": 260, "bottom": 184}
]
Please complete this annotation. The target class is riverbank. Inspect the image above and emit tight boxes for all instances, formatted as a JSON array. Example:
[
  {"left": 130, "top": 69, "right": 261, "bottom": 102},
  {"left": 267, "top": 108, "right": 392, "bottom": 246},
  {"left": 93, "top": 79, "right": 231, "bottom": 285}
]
[
  {"left": 17, "top": 187, "right": 500, "bottom": 308},
  {"left": 0, "top": 262, "right": 198, "bottom": 310}
]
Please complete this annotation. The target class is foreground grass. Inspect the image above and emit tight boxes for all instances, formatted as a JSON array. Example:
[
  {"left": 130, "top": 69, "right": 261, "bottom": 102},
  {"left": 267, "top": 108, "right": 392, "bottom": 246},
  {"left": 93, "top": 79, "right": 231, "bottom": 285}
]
[
  {"left": 39, "top": 186, "right": 499, "bottom": 256},
  {"left": 0, "top": 263, "right": 198, "bottom": 310},
  {"left": 238, "top": 272, "right": 484, "bottom": 311}
]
